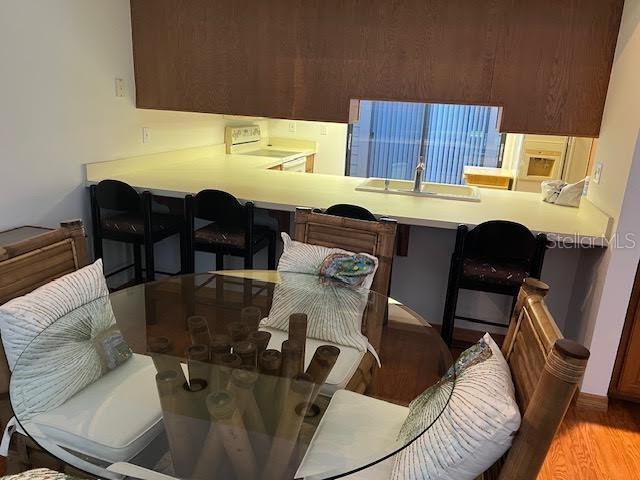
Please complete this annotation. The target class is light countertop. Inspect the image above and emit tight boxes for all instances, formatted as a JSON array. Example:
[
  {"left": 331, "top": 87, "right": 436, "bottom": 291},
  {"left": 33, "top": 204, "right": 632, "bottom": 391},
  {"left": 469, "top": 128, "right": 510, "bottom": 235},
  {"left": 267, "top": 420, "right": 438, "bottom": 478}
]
[
  {"left": 228, "top": 137, "right": 316, "bottom": 166},
  {"left": 85, "top": 145, "right": 612, "bottom": 245},
  {"left": 463, "top": 166, "right": 515, "bottom": 178}
]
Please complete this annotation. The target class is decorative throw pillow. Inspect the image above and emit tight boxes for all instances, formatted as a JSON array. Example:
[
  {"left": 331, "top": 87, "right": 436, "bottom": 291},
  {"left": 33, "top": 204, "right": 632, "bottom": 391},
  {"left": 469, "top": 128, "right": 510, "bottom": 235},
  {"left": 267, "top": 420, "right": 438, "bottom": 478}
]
[
  {"left": 10, "top": 295, "right": 132, "bottom": 420},
  {"left": 0, "top": 259, "right": 109, "bottom": 369},
  {"left": 391, "top": 333, "right": 520, "bottom": 480},
  {"left": 259, "top": 272, "right": 378, "bottom": 360},
  {"left": 0, "top": 259, "right": 133, "bottom": 419},
  {"left": 278, "top": 233, "right": 379, "bottom": 289}
]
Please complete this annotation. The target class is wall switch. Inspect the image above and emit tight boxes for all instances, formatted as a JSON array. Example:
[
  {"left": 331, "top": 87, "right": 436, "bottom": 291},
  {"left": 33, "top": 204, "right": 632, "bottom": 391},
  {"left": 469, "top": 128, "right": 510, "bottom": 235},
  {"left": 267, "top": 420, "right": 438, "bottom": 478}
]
[
  {"left": 593, "top": 162, "right": 603, "bottom": 184},
  {"left": 319, "top": 125, "right": 328, "bottom": 136},
  {"left": 142, "top": 127, "right": 151, "bottom": 144},
  {"left": 288, "top": 121, "right": 297, "bottom": 133},
  {"left": 115, "top": 78, "right": 126, "bottom": 97}
]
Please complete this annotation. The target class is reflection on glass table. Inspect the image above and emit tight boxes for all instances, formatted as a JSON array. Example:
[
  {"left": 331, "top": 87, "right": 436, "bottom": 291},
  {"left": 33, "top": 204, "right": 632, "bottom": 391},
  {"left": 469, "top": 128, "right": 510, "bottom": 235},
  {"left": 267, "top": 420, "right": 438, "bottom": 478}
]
[{"left": 10, "top": 271, "right": 454, "bottom": 480}]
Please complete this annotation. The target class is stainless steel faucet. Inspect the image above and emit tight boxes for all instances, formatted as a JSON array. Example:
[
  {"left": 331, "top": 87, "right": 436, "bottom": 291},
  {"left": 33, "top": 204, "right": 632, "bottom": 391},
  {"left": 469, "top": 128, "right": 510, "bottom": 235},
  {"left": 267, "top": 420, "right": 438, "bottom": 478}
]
[{"left": 413, "top": 158, "right": 425, "bottom": 192}]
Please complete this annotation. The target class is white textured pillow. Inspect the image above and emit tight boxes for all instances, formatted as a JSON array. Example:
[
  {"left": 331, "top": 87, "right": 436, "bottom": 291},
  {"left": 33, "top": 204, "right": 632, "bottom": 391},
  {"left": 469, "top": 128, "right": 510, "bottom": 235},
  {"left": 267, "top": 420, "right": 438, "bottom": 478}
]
[
  {"left": 278, "top": 233, "right": 379, "bottom": 290},
  {"left": 260, "top": 272, "right": 373, "bottom": 355},
  {"left": 391, "top": 333, "right": 521, "bottom": 480},
  {"left": 0, "top": 259, "right": 109, "bottom": 369},
  {"left": 10, "top": 296, "right": 132, "bottom": 420}
]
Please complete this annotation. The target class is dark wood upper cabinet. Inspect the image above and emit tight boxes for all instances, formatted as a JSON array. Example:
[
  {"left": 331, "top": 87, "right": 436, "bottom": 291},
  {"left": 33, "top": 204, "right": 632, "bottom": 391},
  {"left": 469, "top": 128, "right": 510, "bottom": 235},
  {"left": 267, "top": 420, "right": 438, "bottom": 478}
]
[
  {"left": 491, "top": 0, "right": 624, "bottom": 136},
  {"left": 130, "top": 0, "right": 623, "bottom": 137}
]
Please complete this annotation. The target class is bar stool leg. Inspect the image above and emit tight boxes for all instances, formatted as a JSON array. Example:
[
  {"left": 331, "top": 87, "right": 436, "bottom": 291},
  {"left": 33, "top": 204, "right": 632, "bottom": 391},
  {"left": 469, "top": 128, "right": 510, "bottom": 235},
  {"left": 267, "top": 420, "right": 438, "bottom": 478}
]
[
  {"left": 145, "top": 239, "right": 155, "bottom": 281},
  {"left": 133, "top": 244, "right": 143, "bottom": 283},
  {"left": 267, "top": 232, "right": 276, "bottom": 270},
  {"left": 93, "top": 235, "right": 103, "bottom": 262},
  {"left": 179, "top": 228, "right": 188, "bottom": 274},
  {"left": 244, "top": 251, "right": 253, "bottom": 270},
  {"left": 441, "top": 278, "right": 459, "bottom": 347}
]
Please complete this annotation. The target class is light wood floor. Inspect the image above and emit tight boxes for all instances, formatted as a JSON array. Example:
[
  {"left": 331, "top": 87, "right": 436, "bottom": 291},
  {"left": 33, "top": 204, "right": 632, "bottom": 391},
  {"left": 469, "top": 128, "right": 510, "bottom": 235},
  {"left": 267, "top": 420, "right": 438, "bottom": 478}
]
[{"left": 538, "top": 399, "right": 640, "bottom": 479}]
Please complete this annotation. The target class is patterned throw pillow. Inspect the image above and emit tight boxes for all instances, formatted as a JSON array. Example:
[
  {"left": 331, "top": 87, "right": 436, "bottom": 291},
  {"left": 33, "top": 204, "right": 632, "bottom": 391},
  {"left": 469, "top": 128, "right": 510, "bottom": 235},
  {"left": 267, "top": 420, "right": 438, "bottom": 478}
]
[
  {"left": 0, "top": 259, "right": 109, "bottom": 369},
  {"left": 1, "top": 260, "right": 133, "bottom": 419},
  {"left": 259, "top": 272, "right": 377, "bottom": 359},
  {"left": 391, "top": 334, "right": 520, "bottom": 480},
  {"left": 278, "top": 233, "right": 379, "bottom": 289}
]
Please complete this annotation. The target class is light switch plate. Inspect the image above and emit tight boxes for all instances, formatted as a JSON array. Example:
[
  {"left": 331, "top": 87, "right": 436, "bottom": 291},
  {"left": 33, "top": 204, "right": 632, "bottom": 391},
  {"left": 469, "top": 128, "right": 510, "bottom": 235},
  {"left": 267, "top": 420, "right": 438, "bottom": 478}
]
[
  {"left": 115, "top": 78, "right": 126, "bottom": 97},
  {"left": 593, "top": 162, "right": 603, "bottom": 184},
  {"left": 288, "top": 122, "right": 296, "bottom": 133},
  {"left": 142, "top": 127, "right": 151, "bottom": 144},
  {"left": 320, "top": 125, "right": 328, "bottom": 136}
]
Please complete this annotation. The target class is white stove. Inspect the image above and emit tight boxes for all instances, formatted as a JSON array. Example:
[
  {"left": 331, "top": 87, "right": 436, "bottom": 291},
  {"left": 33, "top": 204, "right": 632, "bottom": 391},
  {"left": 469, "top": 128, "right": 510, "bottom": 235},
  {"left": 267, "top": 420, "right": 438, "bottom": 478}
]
[{"left": 225, "top": 125, "right": 307, "bottom": 172}]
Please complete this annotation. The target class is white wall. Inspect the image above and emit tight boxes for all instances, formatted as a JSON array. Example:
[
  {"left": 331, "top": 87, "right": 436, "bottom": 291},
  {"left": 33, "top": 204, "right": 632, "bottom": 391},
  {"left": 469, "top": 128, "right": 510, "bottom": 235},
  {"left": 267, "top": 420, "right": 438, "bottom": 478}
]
[
  {"left": 587, "top": 0, "right": 640, "bottom": 222},
  {"left": 566, "top": 0, "right": 640, "bottom": 396},
  {"left": 267, "top": 119, "right": 348, "bottom": 175},
  {"left": 0, "top": 0, "right": 225, "bottom": 234}
]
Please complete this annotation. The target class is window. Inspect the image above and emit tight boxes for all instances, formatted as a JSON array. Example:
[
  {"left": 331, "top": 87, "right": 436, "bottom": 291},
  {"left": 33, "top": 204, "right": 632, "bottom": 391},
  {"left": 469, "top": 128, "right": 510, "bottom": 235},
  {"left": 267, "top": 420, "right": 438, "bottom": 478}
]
[{"left": 347, "top": 100, "right": 505, "bottom": 184}]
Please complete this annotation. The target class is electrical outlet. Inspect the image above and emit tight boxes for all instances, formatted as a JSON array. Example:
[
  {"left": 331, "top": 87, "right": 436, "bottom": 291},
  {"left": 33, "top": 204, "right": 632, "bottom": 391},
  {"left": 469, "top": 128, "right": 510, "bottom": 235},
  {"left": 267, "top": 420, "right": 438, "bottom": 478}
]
[
  {"left": 115, "top": 78, "right": 126, "bottom": 97},
  {"left": 142, "top": 127, "right": 151, "bottom": 144},
  {"left": 319, "top": 125, "right": 328, "bottom": 136},
  {"left": 593, "top": 162, "right": 603, "bottom": 184},
  {"left": 288, "top": 121, "right": 296, "bottom": 133}
]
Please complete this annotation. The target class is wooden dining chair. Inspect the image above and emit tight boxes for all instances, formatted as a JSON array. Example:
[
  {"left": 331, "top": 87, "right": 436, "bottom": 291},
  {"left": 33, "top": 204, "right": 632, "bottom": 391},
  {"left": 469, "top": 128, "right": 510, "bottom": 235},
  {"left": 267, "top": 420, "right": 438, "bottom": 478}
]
[
  {"left": 483, "top": 278, "right": 589, "bottom": 479},
  {"left": 0, "top": 221, "right": 89, "bottom": 474},
  {"left": 296, "top": 278, "right": 589, "bottom": 480},
  {"left": 294, "top": 207, "right": 396, "bottom": 297},
  {"left": 293, "top": 207, "right": 397, "bottom": 393}
]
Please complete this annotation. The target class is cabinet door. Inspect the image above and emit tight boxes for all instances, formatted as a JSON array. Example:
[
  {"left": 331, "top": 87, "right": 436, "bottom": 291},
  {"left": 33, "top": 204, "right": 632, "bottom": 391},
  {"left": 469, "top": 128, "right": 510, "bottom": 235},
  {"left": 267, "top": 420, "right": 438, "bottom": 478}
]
[
  {"left": 612, "top": 267, "right": 640, "bottom": 400},
  {"left": 130, "top": 0, "right": 623, "bottom": 136},
  {"left": 491, "top": 0, "right": 623, "bottom": 136},
  {"left": 305, "top": 155, "right": 315, "bottom": 173}
]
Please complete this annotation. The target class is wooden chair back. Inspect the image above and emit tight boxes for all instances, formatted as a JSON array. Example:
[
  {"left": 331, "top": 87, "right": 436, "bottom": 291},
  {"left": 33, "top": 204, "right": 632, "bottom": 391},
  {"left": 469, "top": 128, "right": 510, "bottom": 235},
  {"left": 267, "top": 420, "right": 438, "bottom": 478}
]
[
  {"left": 0, "top": 220, "right": 89, "bottom": 305},
  {"left": 487, "top": 278, "right": 590, "bottom": 480},
  {"left": 292, "top": 207, "right": 397, "bottom": 296},
  {"left": 0, "top": 220, "right": 90, "bottom": 474}
]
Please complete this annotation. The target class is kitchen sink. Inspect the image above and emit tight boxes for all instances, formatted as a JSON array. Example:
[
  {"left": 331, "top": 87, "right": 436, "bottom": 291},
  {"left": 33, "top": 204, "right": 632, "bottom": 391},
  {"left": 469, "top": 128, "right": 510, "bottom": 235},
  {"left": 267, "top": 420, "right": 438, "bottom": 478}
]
[{"left": 355, "top": 178, "right": 481, "bottom": 202}]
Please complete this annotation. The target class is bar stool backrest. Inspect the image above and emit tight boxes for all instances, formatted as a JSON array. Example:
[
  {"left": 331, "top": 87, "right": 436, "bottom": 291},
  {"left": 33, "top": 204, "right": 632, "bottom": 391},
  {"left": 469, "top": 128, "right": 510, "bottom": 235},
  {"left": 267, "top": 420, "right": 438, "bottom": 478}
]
[
  {"left": 324, "top": 204, "right": 377, "bottom": 222},
  {"left": 193, "top": 190, "right": 247, "bottom": 227},
  {"left": 94, "top": 179, "right": 141, "bottom": 213},
  {"left": 462, "top": 220, "right": 547, "bottom": 277}
]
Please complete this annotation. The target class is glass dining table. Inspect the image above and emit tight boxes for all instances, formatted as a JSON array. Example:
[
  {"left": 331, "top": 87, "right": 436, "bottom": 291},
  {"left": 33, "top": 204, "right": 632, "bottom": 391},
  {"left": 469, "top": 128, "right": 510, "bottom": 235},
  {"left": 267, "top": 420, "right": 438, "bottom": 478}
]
[{"left": 10, "top": 270, "right": 454, "bottom": 480}]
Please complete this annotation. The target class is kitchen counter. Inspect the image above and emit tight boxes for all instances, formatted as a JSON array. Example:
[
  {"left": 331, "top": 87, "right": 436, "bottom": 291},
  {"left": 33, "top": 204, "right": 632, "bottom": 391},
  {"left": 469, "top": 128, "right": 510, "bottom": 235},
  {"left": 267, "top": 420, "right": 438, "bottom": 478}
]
[{"left": 85, "top": 145, "right": 612, "bottom": 245}]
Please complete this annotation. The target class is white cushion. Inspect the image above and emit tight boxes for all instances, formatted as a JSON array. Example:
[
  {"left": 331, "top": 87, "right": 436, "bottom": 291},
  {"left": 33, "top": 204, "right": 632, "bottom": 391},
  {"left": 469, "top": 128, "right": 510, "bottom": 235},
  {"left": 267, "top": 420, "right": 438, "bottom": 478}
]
[
  {"left": 0, "top": 259, "right": 108, "bottom": 369},
  {"left": 26, "top": 353, "right": 162, "bottom": 463},
  {"left": 277, "top": 232, "right": 379, "bottom": 290},
  {"left": 296, "top": 389, "right": 407, "bottom": 480},
  {"left": 261, "top": 327, "right": 364, "bottom": 395},
  {"left": 391, "top": 333, "right": 521, "bottom": 480}
]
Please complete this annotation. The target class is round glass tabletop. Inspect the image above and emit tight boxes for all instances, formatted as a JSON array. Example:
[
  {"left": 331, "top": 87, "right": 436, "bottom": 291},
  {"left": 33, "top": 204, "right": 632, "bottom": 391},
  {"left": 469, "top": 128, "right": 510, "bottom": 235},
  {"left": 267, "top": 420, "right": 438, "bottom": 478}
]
[{"left": 10, "top": 271, "right": 455, "bottom": 480}]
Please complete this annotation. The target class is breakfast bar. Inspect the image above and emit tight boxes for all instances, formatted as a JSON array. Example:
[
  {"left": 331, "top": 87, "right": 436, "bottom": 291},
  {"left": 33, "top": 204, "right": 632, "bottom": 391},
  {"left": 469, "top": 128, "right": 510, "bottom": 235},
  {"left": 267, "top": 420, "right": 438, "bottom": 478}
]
[
  {"left": 83, "top": 145, "right": 613, "bottom": 336},
  {"left": 85, "top": 145, "right": 612, "bottom": 246}
]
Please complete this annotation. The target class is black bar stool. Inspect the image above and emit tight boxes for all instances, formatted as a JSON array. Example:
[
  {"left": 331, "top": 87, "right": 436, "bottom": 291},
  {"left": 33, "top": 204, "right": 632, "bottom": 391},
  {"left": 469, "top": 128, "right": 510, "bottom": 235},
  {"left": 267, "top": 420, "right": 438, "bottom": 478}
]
[
  {"left": 441, "top": 220, "right": 548, "bottom": 346},
  {"left": 90, "top": 179, "right": 185, "bottom": 283},
  {"left": 184, "top": 189, "right": 277, "bottom": 272},
  {"left": 324, "top": 204, "right": 378, "bottom": 222}
]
